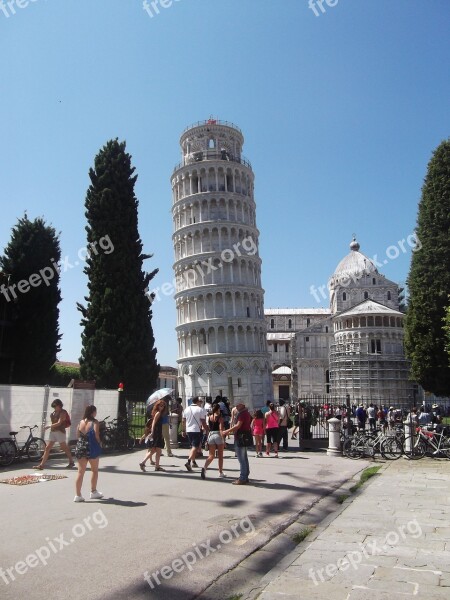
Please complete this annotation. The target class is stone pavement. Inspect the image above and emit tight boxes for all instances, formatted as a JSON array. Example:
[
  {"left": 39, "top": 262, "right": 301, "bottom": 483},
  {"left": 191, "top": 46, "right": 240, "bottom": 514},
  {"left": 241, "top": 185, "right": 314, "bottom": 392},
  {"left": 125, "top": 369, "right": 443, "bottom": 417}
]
[
  {"left": 0, "top": 444, "right": 370, "bottom": 600},
  {"left": 213, "top": 458, "right": 449, "bottom": 600}
]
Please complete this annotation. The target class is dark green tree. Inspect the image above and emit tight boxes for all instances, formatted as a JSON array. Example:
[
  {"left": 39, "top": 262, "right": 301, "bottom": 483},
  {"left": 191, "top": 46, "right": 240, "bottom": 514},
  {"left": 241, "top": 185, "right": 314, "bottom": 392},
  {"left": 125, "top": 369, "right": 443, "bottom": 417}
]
[
  {"left": 404, "top": 139, "right": 450, "bottom": 396},
  {"left": 444, "top": 300, "right": 450, "bottom": 361},
  {"left": 77, "top": 139, "right": 159, "bottom": 394},
  {"left": 0, "top": 215, "right": 62, "bottom": 384}
]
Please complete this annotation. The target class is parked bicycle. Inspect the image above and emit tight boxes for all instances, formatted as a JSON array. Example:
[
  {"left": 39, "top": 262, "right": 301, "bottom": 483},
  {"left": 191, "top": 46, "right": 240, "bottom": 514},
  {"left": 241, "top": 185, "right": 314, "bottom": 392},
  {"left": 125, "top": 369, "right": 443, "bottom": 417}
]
[
  {"left": 342, "top": 428, "right": 402, "bottom": 460},
  {"left": 0, "top": 425, "right": 47, "bottom": 466},
  {"left": 101, "top": 417, "right": 135, "bottom": 452},
  {"left": 403, "top": 426, "right": 450, "bottom": 460}
]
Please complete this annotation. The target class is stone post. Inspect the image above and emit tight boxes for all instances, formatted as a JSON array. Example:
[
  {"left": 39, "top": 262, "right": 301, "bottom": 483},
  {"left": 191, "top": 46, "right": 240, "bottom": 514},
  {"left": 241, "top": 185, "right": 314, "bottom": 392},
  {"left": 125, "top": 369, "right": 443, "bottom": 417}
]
[{"left": 327, "top": 417, "right": 342, "bottom": 456}]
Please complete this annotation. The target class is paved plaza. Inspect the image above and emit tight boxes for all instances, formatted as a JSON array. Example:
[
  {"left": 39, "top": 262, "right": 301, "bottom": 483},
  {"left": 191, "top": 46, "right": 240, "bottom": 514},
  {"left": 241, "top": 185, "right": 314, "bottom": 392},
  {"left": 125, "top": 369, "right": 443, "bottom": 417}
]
[
  {"left": 0, "top": 445, "right": 368, "bottom": 600},
  {"left": 232, "top": 458, "right": 450, "bottom": 600},
  {"left": 1, "top": 446, "right": 449, "bottom": 600}
]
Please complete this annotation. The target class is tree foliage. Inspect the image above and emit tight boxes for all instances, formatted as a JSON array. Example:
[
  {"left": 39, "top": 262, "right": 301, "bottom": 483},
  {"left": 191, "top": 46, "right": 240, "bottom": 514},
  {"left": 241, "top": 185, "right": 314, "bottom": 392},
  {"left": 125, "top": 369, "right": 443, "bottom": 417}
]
[
  {"left": 48, "top": 363, "right": 81, "bottom": 386},
  {"left": 77, "top": 139, "right": 159, "bottom": 393},
  {"left": 444, "top": 300, "right": 450, "bottom": 362},
  {"left": 0, "top": 215, "right": 62, "bottom": 384},
  {"left": 405, "top": 139, "right": 450, "bottom": 396}
]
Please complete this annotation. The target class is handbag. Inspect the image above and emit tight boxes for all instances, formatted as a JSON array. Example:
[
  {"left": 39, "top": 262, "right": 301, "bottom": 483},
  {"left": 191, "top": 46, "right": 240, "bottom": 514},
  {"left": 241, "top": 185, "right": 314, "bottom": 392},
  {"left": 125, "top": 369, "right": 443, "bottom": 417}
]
[
  {"left": 236, "top": 430, "right": 253, "bottom": 447},
  {"left": 287, "top": 417, "right": 294, "bottom": 429}
]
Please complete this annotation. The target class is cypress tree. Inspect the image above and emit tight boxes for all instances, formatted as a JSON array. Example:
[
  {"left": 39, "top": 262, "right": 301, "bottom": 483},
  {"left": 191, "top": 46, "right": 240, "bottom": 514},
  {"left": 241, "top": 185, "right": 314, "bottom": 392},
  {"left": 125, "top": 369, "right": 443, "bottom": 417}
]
[
  {"left": 405, "top": 139, "right": 450, "bottom": 396},
  {"left": 0, "top": 215, "right": 62, "bottom": 384},
  {"left": 77, "top": 139, "right": 159, "bottom": 393}
]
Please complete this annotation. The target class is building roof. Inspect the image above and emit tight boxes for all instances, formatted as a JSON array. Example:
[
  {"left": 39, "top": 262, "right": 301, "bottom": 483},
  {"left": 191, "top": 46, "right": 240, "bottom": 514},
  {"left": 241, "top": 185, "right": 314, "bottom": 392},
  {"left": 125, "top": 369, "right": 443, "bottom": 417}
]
[
  {"left": 337, "top": 299, "right": 404, "bottom": 318},
  {"left": 330, "top": 238, "right": 379, "bottom": 283},
  {"left": 272, "top": 365, "right": 292, "bottom": 375},
  {"left": 265, "top": 308, "right": 330, "bottom": 315}
]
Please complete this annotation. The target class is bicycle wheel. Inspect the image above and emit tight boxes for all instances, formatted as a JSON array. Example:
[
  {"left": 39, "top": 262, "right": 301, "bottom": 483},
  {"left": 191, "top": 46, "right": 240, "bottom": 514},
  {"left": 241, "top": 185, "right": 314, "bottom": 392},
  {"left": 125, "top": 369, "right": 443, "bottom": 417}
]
[
  {"left": 440, "top": 436, "right": 450, "bottom": 459},
  {"left": 27, "top": 437, "right": 46, "bottom": 462},
  {"left": 343, "top": 438, "right": 363, "bottom": 459},
  {"left": 101, "top": 432, "right": 115, "bottom": 453},
  {"left": 381, "top": 437, "right": 403, "bottom": 460},
  {"left": 0, "top": 440, "right": 16, "bottom": 466},
  {"left": 403, "top": 436, "right": 426, "bottom": 459}
]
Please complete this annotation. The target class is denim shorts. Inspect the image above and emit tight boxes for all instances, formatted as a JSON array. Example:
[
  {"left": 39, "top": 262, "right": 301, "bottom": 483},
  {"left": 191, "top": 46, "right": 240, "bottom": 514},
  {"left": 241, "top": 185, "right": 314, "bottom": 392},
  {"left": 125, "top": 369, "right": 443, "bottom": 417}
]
[{"left": 207, "top": 432, "right": 224, "bottom": 446}]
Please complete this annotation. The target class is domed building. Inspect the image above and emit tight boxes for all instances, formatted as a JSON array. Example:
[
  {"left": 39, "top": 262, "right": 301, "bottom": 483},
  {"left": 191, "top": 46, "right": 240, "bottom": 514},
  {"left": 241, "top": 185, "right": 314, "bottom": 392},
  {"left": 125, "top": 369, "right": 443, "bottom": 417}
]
[
  {"left": 328, "top": 238, "right": 414, "bottom": 404},
  {"left": 266, "top": 238, "right": 415, "bottom": 405}
]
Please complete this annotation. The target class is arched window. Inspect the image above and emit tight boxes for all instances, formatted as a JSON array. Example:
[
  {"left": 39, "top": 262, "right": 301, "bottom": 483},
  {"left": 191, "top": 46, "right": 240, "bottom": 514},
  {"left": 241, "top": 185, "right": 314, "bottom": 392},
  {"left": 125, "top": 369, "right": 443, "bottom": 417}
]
[
  {"left": 372, "top": 278, "right": 376, "bottom": 285},
  {"left": 343, "top": 292, "right": 347, "bottom": 301},
  {"left": 270, "top": 319, "right": 274, "bottom": 329},
  {"left": 387, "top": 291, "right": 391, "bottom": 300},
  {"left": 364, "top": 291, "right": 369, "bottom": 299},
  {"left": 307, "top": 318, "right": 310, "bottom": 327},
  {"left": 288, "top": 319, "right": 292, "bottom": 329}
]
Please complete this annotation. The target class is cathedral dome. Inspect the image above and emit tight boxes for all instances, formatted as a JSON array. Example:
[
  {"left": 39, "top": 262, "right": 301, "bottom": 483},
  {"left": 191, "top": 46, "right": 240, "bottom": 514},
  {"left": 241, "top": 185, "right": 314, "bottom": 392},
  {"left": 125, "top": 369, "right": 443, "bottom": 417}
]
[{"left": 329, "top": 238, "right": 378, "bottom": 285}]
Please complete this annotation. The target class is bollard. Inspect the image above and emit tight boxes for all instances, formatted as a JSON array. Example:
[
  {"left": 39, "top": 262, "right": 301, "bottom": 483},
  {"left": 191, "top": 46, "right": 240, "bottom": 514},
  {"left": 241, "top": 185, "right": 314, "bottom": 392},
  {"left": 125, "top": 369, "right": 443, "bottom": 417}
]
[
  {"left": 327, "top": 417, "right": 342, "bottom": 456},
  {"left": 169, "top": 413, "right": 179, "bottom": 448}
]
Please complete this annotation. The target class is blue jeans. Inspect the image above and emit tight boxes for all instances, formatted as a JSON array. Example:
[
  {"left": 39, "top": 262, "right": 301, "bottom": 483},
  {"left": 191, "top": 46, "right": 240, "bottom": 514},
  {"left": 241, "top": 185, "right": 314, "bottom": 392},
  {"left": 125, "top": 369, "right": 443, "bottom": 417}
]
[{"left": 234, "top": 443, "right": 250, "bottom": 482}]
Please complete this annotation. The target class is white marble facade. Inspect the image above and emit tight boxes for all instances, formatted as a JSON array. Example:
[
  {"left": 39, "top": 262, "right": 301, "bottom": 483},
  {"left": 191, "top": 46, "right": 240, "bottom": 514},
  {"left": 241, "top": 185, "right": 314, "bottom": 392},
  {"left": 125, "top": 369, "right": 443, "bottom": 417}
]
[
  {"left": 266, "top": 239, "right": 415, "bottom": 404},
  {"left": 172, "top": 120, "right": 273, "bottom": 409}
]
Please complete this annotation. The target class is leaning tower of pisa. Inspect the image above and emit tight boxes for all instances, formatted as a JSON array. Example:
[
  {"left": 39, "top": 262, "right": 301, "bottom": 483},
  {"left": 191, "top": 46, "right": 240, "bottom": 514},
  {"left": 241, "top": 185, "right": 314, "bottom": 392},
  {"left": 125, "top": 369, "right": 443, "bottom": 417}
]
[{"left": 171, "top": 119, "right": 273, "bottom": 409}]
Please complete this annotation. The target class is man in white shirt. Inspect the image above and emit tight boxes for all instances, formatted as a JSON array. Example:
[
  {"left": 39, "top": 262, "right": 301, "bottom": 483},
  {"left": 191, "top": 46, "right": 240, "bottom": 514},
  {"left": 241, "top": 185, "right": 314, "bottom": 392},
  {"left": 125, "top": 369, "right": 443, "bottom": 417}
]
[{"left": 182, "top": 397, "right": 208, "bottom": 472}]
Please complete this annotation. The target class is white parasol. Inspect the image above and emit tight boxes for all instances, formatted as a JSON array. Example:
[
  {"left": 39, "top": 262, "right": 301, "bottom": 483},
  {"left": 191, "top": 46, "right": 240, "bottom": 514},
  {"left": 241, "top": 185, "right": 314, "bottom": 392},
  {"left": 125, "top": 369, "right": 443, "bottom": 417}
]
[{"left": 146, "top": 388, "right": 174, "bottom": 407}]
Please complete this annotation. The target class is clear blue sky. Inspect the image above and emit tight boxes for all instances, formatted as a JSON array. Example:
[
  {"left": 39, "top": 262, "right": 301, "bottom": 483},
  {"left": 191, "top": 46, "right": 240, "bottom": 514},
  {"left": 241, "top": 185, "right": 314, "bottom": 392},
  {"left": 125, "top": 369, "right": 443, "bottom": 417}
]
[{"left": 1, "top": 0, "right": 449, "bottom": 367}]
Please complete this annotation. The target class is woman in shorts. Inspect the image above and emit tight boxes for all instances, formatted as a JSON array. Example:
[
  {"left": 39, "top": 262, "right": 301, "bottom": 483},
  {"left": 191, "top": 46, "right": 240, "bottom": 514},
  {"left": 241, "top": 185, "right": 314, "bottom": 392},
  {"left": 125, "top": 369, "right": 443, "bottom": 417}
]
[
  {"left": 201, "top": 403, "right": 226, "bottom": 479},
  {"left": 74, "top": 405, "right": 103, "bottom": 502},
  {"left": 264, "top": 403, "right": 279, "bottom": 457},
  {"left": 139, "top": 400, "right": 166, "bottom": 472}
]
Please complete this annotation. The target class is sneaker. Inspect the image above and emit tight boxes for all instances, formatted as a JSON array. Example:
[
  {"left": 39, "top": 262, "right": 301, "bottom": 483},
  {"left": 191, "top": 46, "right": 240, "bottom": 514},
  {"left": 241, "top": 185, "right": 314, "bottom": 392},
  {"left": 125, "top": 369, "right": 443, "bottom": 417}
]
[
  {"left": 73, "top": 495, "right": 85, "bottom": 502},
  {"left": 155, "top": 467, "right": 165, "bottom": 472},
  {"left": 258, "top": 452, "right": 263, "bottom": 457},
  {"left": 218, "top": 472, "right": 226, "bottom": 478},
  {"left": 185, "top": 462, "right": 193, "bottom": 472},
  {"left": 139, "top": 462, "right": 146, "bottom": 472},
  {"left": 201, "top": 468, "right": 206, "bottom": 480},
  {"left": 65, "top": 462, "right": 75, "bottom": 469},
  {"left": 90, "top": 490, "right": 104, "bottom": 499},
  {"left": 192, "top": 461, "right": 199, "bottom": 468},
  {"left": 274, "top": 453, "right": 279, "bottom": 458}
]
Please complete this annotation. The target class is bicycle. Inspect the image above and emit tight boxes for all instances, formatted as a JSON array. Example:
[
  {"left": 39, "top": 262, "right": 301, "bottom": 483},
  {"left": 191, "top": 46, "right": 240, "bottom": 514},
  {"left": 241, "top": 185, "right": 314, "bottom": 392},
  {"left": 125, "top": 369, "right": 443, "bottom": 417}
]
[
  {"left": 0, "top": 425, "right": 47, "bottom": 466},
  {"left": 403, "top": 427, "right": 450, "bottom": 460},
  {"left": 342, "top": 428, "right": 402, "bottom": 460},
  {"left": 101, "top": 418, "right": 135, "bottom": 452}
]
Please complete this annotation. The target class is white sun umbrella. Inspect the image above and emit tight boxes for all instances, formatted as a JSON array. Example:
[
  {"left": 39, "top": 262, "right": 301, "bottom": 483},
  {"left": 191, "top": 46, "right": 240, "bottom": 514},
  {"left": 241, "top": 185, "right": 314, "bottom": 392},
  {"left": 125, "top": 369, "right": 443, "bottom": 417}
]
[{"left": 146, "top": 388, "right": 174, "bottom": 408}]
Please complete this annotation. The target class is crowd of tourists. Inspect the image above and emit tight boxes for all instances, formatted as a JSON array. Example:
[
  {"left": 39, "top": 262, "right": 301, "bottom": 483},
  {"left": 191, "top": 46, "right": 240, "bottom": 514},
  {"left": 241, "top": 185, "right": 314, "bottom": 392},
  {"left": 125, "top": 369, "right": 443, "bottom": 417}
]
[{"left": 35, "top": 395, "right": 448, "bottom": 502}]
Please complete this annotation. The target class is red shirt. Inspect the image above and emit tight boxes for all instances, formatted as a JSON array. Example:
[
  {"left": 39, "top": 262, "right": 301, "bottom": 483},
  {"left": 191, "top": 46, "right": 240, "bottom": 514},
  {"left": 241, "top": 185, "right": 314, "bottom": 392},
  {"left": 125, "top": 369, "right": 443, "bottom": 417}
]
[{"left": 237, "top": 409, "right": 252, "bottom": 432}]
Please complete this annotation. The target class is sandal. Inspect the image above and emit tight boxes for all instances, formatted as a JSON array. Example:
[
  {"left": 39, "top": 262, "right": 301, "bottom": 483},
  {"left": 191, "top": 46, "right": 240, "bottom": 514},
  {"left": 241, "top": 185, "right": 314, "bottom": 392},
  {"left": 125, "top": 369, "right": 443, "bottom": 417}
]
[
  {"left": 155, "top": 467, "right": 165, "bottom": 472},
  {"left": 33, "top": 465, "right": 44, "bottom": 470}
]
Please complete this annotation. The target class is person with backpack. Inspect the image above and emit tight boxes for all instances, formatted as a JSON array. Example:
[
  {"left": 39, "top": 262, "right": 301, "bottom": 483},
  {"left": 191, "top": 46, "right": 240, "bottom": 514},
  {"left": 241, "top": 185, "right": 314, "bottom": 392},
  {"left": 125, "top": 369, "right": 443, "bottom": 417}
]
[{"left": 33, "top": 398, "right": 74, "bottom": 470}]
